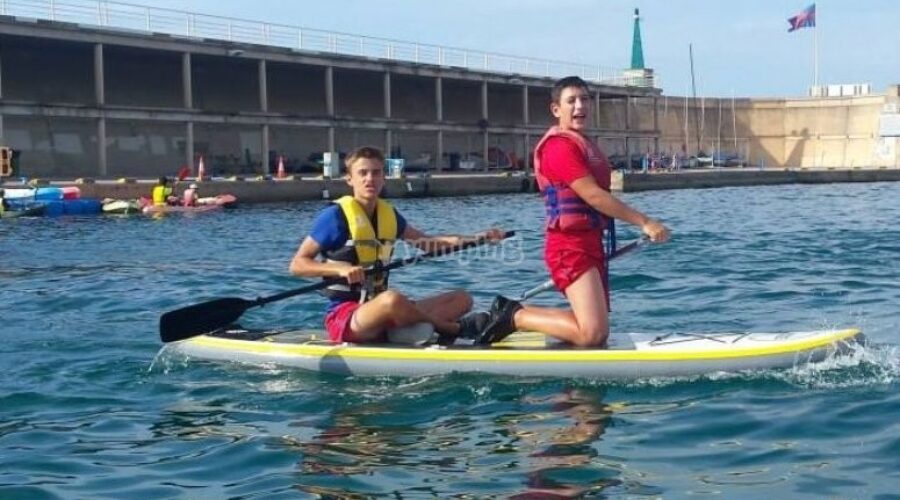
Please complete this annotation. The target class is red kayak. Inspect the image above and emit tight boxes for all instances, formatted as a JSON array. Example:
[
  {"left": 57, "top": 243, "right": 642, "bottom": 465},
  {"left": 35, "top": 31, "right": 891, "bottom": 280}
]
[{"left": 141, "top": 194, "right": 237, "bottom": 215}]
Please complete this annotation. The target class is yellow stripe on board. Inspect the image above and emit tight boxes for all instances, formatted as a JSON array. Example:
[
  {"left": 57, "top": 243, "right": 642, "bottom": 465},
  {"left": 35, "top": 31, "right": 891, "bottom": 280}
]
[{"left": 185, "top": 328, "right": 861, "bottom": 363}]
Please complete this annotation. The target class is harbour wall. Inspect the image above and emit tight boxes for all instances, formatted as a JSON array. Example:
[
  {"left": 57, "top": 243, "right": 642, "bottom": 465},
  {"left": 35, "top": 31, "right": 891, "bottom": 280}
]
[
  {"left": 69, "top": 174, "right": 534, "bottom": 203},
  {"left": 613, "top": 168, "right": 900, "bottom": 192},
  {"left": 48, "top": 167, "right": 900, "bottom": 203},
  {"left": 656, "top": 88, "right": 900, "bottom": 170}
]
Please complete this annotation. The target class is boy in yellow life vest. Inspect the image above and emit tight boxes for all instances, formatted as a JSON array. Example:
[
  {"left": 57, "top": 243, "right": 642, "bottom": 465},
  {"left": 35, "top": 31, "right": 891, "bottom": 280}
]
[{"left": 289, "top": 146, "right": 504, "bottom": 344}]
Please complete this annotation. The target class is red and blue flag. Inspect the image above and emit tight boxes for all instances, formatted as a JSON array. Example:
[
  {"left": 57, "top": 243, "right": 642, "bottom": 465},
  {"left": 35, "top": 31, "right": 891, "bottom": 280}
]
[{"left": 788, "top": 4, "right": 816, "bottom": 32}]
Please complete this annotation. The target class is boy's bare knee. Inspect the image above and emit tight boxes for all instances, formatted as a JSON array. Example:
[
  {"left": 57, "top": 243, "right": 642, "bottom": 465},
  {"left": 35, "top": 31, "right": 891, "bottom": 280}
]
[
  {"left": 451, "top": 290, "right": 474, "bottom": 311},
  {"left": 575, "top": 325, "right": 609, "bottom": 347}
]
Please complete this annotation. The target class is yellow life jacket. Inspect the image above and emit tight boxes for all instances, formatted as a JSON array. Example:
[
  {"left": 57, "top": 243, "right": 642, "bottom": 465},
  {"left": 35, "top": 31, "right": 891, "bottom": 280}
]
[
  {"left": 152, "top": 185, "right": 172, "bottom": 206},
  {"left": 323, "top": 195, "right": 399, "bottom": 301}
]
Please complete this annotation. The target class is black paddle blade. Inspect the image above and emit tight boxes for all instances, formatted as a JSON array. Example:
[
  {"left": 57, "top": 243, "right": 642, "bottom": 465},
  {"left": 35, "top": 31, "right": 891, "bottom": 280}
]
[{"left": 159, "top": 297, "right": 255, "bottom": 343}]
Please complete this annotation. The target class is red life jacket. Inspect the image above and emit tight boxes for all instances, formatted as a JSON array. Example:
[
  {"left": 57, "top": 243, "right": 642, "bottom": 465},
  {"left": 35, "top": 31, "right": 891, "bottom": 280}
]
[{"left": 533, "top": 126, "right": 612, "bottom": 232}]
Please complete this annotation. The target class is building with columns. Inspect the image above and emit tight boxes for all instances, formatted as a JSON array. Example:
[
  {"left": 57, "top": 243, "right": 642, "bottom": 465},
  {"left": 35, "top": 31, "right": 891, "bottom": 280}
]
[{"left": 0, "top": 2, "right": 660, "bottom": 179}]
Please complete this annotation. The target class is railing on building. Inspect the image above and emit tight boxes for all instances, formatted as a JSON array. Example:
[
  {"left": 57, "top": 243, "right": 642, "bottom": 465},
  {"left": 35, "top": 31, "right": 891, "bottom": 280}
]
[{"left": 0, "top": 0, "right": 655, "bottom": 87}]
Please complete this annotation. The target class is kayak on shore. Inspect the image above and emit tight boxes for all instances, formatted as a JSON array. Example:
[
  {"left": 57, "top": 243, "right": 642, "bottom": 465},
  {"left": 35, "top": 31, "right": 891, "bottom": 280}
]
[{"left": 1, "top": 203, "right": 47, "bottom": 218}]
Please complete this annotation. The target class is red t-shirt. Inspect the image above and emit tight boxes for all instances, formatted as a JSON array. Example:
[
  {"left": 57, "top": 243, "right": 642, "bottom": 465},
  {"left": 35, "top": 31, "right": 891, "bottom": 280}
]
[{"left": 539, "top": 136, "right": 604, "bottom": 257}]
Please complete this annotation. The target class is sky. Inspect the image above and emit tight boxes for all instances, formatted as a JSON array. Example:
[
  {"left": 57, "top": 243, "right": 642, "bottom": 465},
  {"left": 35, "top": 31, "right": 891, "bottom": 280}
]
[{"left": 145, "top": 0, "right": 899, "bottom": 98}]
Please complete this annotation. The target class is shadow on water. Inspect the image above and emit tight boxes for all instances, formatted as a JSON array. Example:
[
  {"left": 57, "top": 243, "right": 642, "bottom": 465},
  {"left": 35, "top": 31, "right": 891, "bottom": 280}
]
[{"left": 147, "top": 375, "right": 662, "bottom": 497}]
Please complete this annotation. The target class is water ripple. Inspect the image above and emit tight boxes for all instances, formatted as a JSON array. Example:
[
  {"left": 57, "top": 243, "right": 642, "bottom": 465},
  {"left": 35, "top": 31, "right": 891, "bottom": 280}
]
[{"left": 1, "top": 183, "right": 899, "bottom": 497}]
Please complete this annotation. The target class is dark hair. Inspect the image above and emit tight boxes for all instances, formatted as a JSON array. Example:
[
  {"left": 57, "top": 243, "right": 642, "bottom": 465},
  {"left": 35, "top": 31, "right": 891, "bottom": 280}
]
[
  {"left": 344, "top": 146, "right": 385, "bottom": 174},
  {"left": 551, "top": 76, "right": 590, "bottom": 104},
  {"left": 157, "top": 176, "right": 168, "bottom": 185}
]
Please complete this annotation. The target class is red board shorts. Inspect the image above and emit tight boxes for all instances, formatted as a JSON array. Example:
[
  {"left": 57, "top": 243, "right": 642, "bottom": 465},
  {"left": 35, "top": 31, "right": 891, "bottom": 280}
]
[
  {"left": 324, "top": 301, "right": 362, "bottom": 343},
  {"left": 545, "top": 246, "right": 610, "bottom": 310},
  {"left": 324, "top": 299, "right": 402, "bottom": 344}
]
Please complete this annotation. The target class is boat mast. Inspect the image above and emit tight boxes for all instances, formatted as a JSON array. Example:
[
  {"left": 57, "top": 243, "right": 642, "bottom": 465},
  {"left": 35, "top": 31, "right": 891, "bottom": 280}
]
[{"left": 689, "top": 43, "right": 701, "bottom": 155}]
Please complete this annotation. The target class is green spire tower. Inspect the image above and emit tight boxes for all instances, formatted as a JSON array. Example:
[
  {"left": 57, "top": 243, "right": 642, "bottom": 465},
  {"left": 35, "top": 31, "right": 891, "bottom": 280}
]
[{"left": 630, "top": 8, "right": 645, "bottom": 70}]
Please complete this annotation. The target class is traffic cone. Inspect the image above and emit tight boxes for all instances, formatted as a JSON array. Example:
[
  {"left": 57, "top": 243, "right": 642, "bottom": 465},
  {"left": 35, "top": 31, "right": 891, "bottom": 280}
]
[
  {"left": 197, "top": 156, "right": 206, "bottom": 181},
  {"left": 276, "top": 155, "right": 286, "bottom": 179}
]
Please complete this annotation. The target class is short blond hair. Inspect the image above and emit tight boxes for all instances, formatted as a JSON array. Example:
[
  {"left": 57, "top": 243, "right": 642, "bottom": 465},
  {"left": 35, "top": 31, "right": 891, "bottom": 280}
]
[{"left": 344, "top": 146, "right": 385, "bottom": 174}]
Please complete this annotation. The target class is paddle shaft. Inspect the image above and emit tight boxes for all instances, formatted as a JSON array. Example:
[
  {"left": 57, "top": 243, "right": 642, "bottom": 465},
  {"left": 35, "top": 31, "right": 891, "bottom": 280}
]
[
  {"left": 257, "top": 231, "right": 515, "bottom": 305},
  {"left": 160, "top": 231, "right": 515, "bottom": 342},
  {"left": 517, "top": 237, "right": 647, "bottom": 301}
]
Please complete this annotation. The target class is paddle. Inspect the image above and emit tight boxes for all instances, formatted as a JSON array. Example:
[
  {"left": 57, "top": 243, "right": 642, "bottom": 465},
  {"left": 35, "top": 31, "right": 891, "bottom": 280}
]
[
  {"left": 159, "top": 230, "right": 516, "bottom": 343},
  {"left": 517, "top": 237, "right": 648, "bottom": 301}
]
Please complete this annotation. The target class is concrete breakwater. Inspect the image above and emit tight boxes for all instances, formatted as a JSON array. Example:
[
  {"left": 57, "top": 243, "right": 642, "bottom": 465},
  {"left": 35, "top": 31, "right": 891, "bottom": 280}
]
[
  {"left": 66, "top": 173, "right": 535, "bottom": 203},
  {"left": 614, "top": 167, "right": 900, "bottom": 192},
  {"left": 9, "top": 168, "right": 899, "bottom": 203}
]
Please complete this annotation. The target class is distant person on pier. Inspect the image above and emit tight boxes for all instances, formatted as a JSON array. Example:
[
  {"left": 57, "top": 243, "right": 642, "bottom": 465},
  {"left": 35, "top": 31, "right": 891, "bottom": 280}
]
[
  {"left": 289, "top": 146, "right": 504, "bottom": 345},
  {"left": 475, "top": 76, "right": 671, "bottom": 348},
  {"left": 151, "top": 176, "right": 179, "bottom": 206}
]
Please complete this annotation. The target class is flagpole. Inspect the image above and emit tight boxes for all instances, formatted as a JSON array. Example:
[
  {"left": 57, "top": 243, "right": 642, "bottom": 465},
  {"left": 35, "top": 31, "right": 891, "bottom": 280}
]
[
  {"left": 813, "top": 4, "right": 819, "bottom": 88},
  {"left": 814, "top": 4, "right": 820, "bottom": 168}
]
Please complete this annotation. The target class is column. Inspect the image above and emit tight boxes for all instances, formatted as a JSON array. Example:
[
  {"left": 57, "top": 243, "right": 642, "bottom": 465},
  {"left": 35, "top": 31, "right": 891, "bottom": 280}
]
[
  {"left": 97, "top": 118, "right": 107, "bottom": 177},
  {"left": 524, "top": 132, "right": 531, "bottom": 173},
  {"left": 258, "top": 59, "right": 268, "bottom": 112},
  {"left": 385, "top": 129, "right": 392, "bottom": 158},
  {"left": 383, "top": 71, "right": 391, "bottom": 119},
  {"left": 94, "top": 43, "right": 104, "bottom": 105},
  {"left": 94, "top": 44, "right": 106, "bottom": 176},
  {"left": 435, "top": 77, "right": 443, "bottom": 121},
  {"left": 522, "top": 84, "right": 529, "bottom": 125},
  {"left": 261, "top": 124, "right": 270, "bottom": 175},
  {"left": 482, "top": 81, "right": 488, "bottom": 171},
  {"left": 481, "top": 81, "right": 489, "bottom": 120},
  {"left": 325, "top": 66, "right": 334, "bottom": 116},
  {"left": 185, "top": 122, "right": 194, "bottom": 174},
  {"left": 182, "top": 52, "right": 192, "bottom": 109},
  {"left": 436, "top": 130, "right": 444, "bottom": 171},
  {"left": 326, "top": 67, "right": 335, "bottom": 167},
  {"left": 482, "top": 131, "right": 489, "bottom": 171}
]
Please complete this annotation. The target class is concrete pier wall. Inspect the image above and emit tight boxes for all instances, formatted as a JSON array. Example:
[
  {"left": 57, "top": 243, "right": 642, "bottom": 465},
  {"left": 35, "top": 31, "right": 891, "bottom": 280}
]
[
  {"left": 614, "top": 168, "right": 900, "bottom": 192},
  {"left": 23, "top": 167, "right": 896, "bottom": 208},
  {"left": 69, "top": 173, "right": 534, "bottom": 203}
]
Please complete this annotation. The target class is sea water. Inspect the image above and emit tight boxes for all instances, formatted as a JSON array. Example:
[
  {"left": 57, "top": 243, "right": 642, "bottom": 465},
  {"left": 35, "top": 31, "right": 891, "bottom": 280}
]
[{"left": 1, "top": 182, "right": 898, "bottom": 497}]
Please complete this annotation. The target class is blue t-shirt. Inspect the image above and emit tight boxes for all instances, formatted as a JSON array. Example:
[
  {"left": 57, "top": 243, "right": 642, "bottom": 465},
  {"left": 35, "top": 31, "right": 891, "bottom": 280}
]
[{"left": 309, "top": 204, "right": 408, "bottom": 311}]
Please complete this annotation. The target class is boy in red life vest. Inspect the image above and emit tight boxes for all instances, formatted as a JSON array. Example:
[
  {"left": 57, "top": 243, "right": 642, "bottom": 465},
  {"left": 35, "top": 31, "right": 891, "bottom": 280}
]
[
  {"left": 289, "top": 146, "right": 503, "bottom": 344},
  {"left": 476, "top": 76, "right": 670, "bottom": 347}
]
